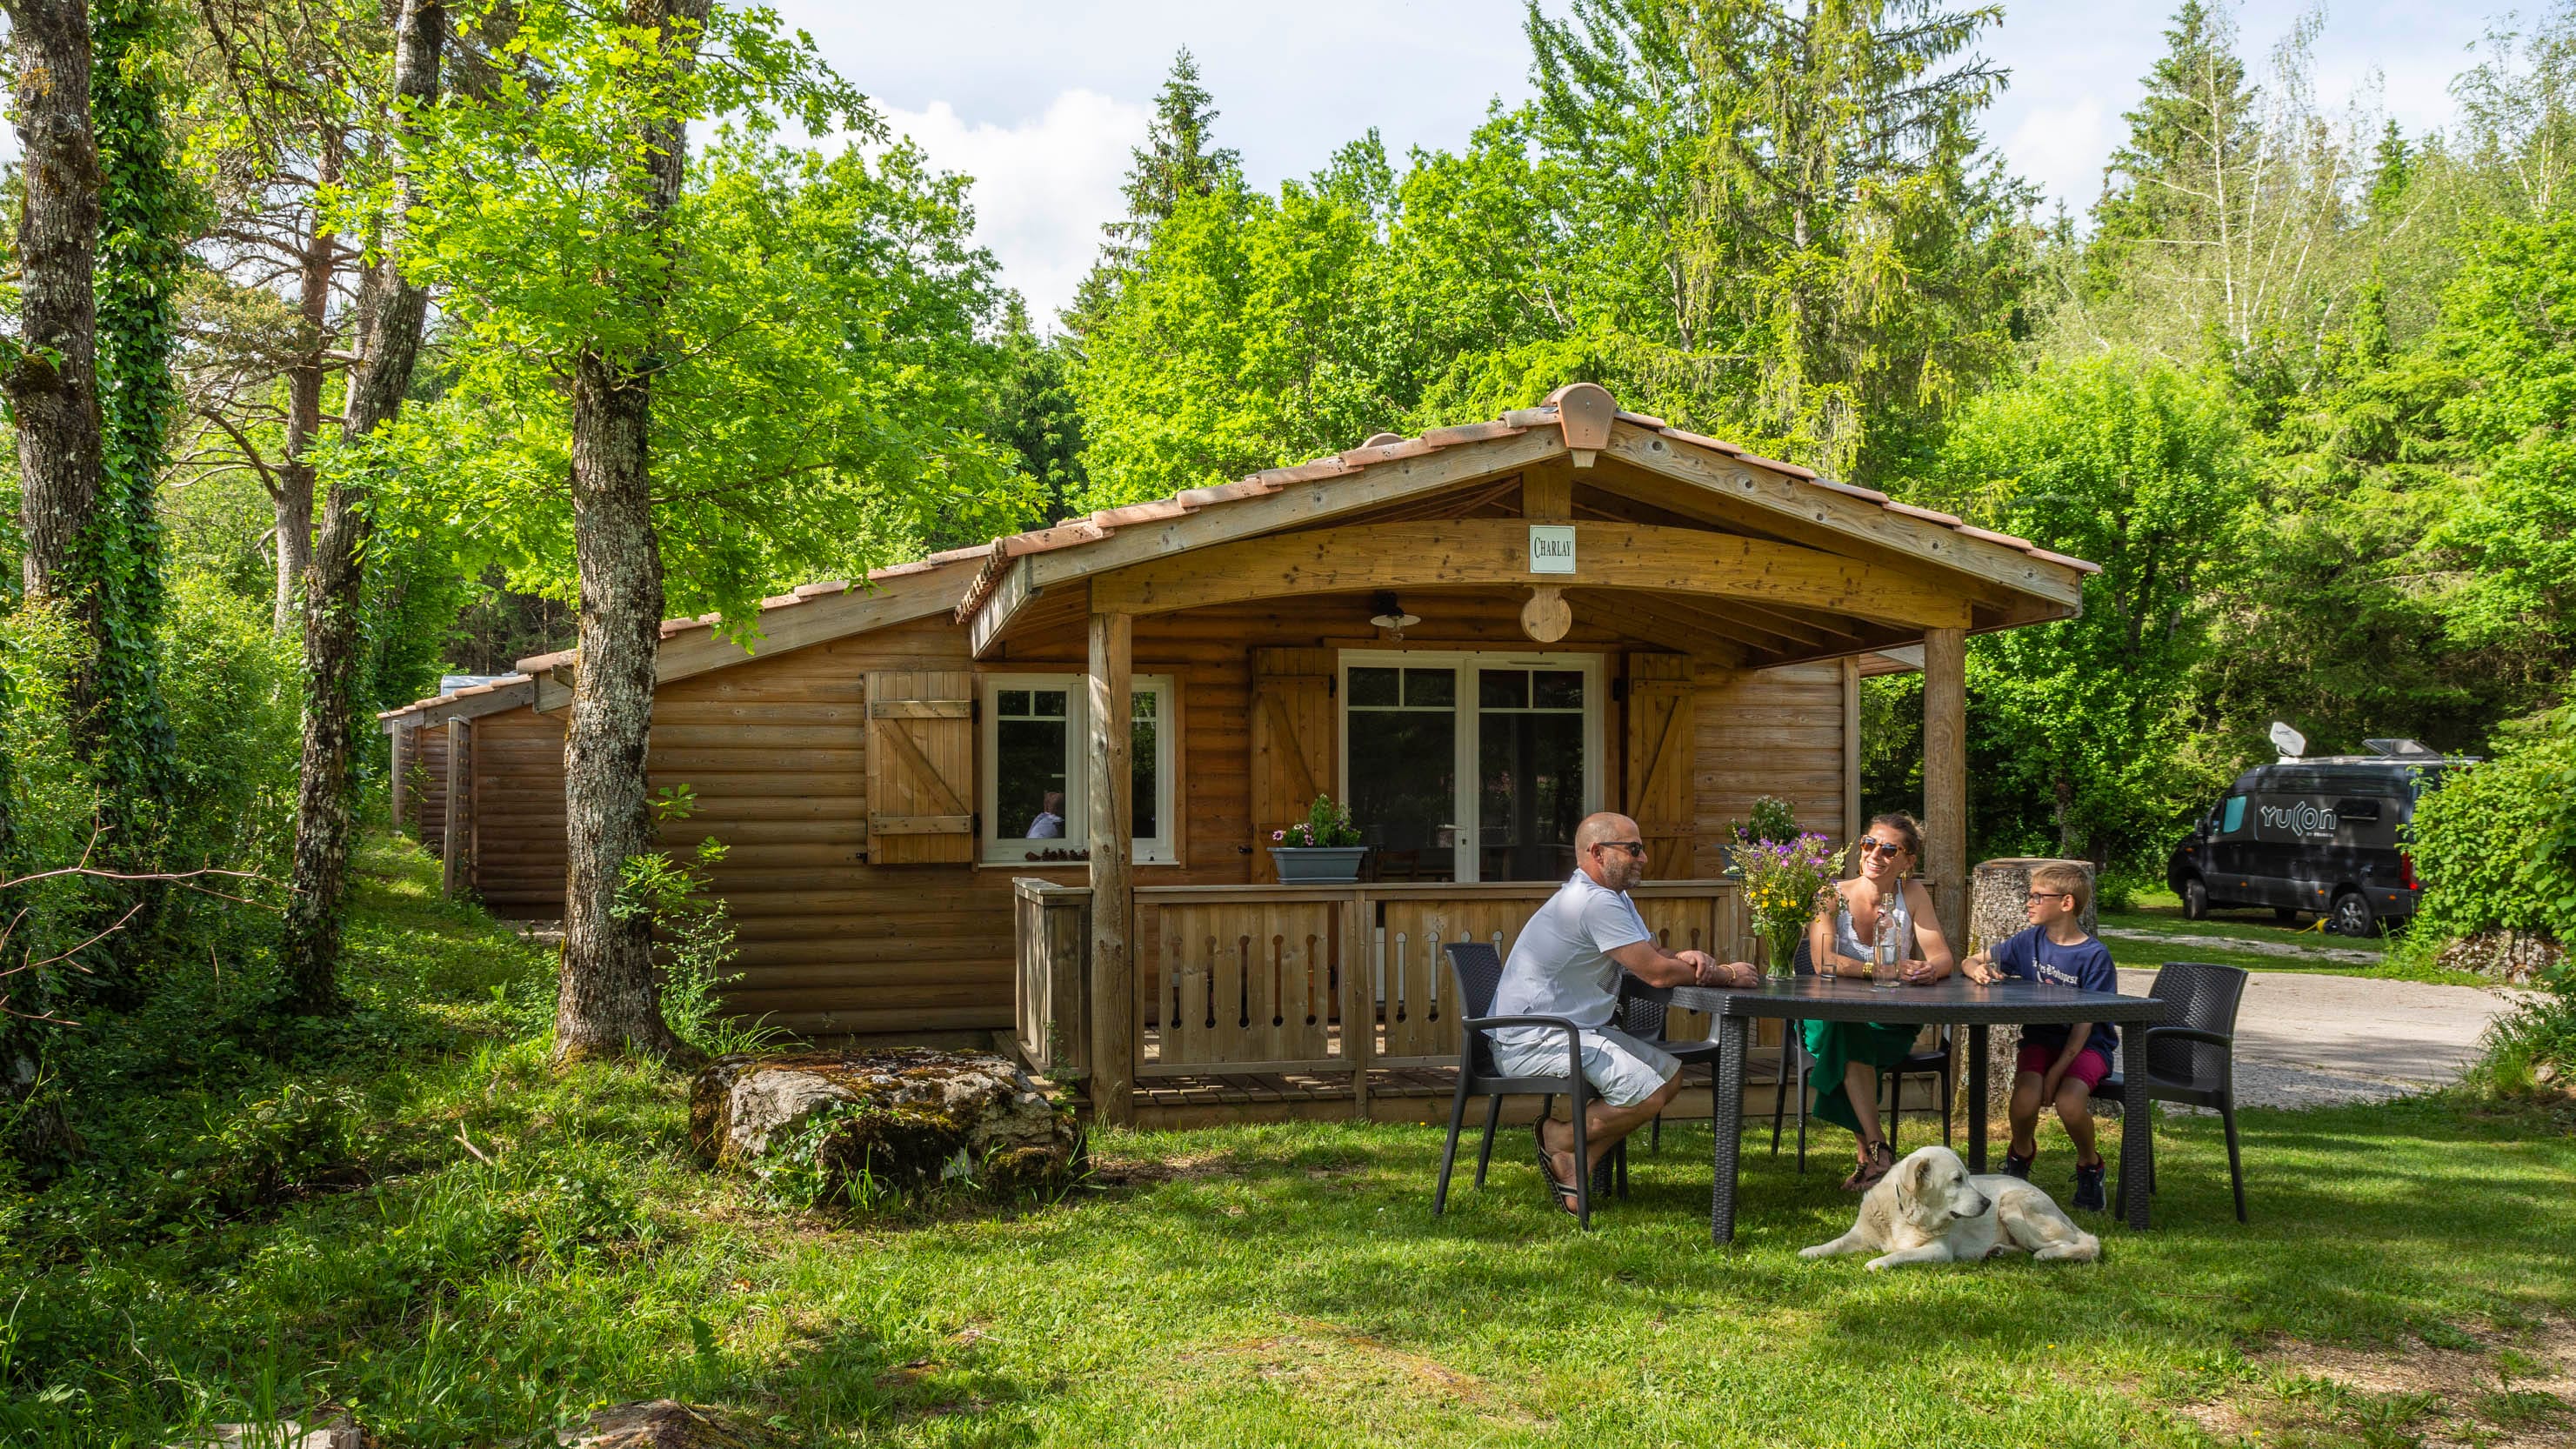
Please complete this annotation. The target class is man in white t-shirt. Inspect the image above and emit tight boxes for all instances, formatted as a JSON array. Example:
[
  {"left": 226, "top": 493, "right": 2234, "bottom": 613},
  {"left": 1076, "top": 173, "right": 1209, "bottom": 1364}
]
[{"left": 1489, "top": 811, "right": 1758, "bottom": 1212}]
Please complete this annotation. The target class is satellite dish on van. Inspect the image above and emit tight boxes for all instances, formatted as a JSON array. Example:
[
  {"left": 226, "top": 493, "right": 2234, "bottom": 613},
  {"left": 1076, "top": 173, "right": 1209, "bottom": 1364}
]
[{"left": 2269, "top": 721, "right": 2306, "bottom": 760}]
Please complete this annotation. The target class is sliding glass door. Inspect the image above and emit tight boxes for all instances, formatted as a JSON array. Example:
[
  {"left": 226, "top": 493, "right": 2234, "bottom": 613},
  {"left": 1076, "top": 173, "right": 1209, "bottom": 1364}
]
[{"left": 1340, "top": 651, "right": 1605, "bottom": 883}]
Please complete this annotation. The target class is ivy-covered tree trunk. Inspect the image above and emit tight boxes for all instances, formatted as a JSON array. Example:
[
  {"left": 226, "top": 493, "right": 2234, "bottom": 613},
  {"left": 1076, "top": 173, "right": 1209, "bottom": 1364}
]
[
  {"left": 277, "top": 0, "right": 444, "bottom": 1016},
  {"left": 89, "top": 0, "right": 184, "bottom": 864},
  {"left": 551, "top": 0, "right": 711, "bottom": 1068}
]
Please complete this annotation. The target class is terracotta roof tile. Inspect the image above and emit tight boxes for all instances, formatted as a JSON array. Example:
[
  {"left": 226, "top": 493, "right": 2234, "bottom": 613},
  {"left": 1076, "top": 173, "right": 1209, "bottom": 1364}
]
[
  {"left": 1884, "top": 501, "right": 1963, "bottom": 528},
  {"left": 1657, "top": 427, "right": 1743, "bottom": 457},
  {"left": 1953, "top": 524, "right": 2036, "bottom": 551},
  {"left": 1615, "top": 410, "right": 1670, "bottom": 429},
  {"left": 1732, "top": 451, "right": 1819, "bottom": 480},
  {"left": 1420, "top": 420, "right": 1526, "bottom": 446},
  {"left": 2028, "top": 547, "right": 2103, "bottom": 575},
  {"left": 1807, "top": 477, "right": 1892, "bottom": 504}
]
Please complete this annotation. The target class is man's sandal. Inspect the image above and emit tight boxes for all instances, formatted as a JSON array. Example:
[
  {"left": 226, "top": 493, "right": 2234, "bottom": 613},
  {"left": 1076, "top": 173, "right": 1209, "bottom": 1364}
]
[
  {"left": 1533, "top": 1121, "right": 1581, "bottom": 1215},
  {"left": 1839, "top": 1139, "right": 1895, "bottom": 1192}
]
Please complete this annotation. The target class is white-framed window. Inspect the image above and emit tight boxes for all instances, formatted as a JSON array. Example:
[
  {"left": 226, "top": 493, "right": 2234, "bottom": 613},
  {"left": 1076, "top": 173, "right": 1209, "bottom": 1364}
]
[
  {"left": 981, "top": 673, "right": 1176, "bottom": 865},
  {"left": 1338, "top": 651, "right": 1605, "bottom": 883}
]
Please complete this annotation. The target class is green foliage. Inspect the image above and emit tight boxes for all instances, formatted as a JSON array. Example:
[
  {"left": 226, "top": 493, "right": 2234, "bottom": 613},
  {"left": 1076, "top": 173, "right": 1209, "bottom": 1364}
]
[
  {"left": 1931, "top": 352, "right": 2252, "bottom": 867},
  {"left": 1277, "top": 794, "right": 1363, "bottom": 849},
  {"left": 1070, "top": 1, "right": 2036, "bottom": 505},
  {"left": 399, "top": 126, "right": 1034, "bottom": 631},
  {"left": 2463, "top": 959, "right": 2576, "bottom": 1096},
  {"left": 2408, "top": 704, "right": 2576, "bottom": 943},
  {"left": 77, "top": 0, "right": 194, "bottom": 844},
  {"left": 611, "top": 787, "right": 772, "bottom": 1058},
  {"left": 1734, "top": 794, "right": 1798, "bottom": 845}
]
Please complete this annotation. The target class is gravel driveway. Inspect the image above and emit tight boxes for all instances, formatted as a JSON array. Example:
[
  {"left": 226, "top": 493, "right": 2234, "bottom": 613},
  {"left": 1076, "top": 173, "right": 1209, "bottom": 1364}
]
[{"left": 2112, "top": 967, "right": 2527, "bottom": 1108}]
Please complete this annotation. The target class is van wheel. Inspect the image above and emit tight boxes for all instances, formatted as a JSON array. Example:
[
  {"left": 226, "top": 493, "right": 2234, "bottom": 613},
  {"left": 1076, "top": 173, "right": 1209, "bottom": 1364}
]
[
  {"left": 2329, "top": 890, "right": 2374, "bottom": 938},
  {"left": 2181, "top": 878, "right": 2209, "bottom": 920}
]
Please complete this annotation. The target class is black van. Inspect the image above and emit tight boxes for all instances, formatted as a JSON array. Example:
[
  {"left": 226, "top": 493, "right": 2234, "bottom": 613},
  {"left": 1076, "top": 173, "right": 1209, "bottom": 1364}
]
[{"left": 2165, "top": 748, "right": 2462, "bottom": 936}]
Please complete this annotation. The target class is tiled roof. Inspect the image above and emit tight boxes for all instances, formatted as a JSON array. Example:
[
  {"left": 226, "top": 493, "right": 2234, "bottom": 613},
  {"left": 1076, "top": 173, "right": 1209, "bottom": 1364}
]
[
  {"left": 947, "top": 387, "right": 2095, "bottom": 624},
  {"left": 375, "top": 673, "right": 532, "bottom": 722},
  {"left": 379, "top": 382, "right": 2098, "bottom": 719}
]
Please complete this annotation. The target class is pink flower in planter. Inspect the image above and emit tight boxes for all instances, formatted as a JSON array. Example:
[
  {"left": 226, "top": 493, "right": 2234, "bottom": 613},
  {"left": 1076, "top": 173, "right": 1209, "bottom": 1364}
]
[{"left": 1271, "top": 829, "right": 1286, "bottom": 842}]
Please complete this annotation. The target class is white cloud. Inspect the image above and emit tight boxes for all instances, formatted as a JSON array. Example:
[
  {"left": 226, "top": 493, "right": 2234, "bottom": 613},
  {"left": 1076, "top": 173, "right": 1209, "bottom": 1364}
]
[
  {"left": 878, "top": 90, "right": 1149, "bottom": 331},
  {"left": 2005, "top": 100, "right": 2115, "bottom": 216}
]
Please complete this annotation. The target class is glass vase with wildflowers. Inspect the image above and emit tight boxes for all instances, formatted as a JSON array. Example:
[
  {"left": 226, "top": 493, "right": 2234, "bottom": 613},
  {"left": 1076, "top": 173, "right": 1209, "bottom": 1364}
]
[{"left": 1731, "top": 831, "right": 1849, "bottom": 978}]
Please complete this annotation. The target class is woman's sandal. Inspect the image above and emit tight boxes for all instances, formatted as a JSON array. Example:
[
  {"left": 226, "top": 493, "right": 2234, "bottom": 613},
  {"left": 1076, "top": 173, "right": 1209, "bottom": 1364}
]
[
  {"left": 1839, "top": 1138, "right": 1895, "bottom": 1192},
  {"left": 1533, "top": 1121, "right": 1581, "bottom": 1215}
]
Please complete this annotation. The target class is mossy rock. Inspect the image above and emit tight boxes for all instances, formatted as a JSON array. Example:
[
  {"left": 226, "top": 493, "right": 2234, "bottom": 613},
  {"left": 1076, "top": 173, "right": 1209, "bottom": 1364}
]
[{"left": 691, "top": 1048, "right": 1081, "bottom": 1202}]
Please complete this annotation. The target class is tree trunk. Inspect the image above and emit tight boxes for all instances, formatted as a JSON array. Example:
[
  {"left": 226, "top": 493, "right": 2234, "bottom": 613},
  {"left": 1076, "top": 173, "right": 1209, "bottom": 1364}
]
[
  {"left": 549, "top": 0, "right": 711, "bottom": 1068},
  {"left": 6, "top": 0, "right": 107, "bottom": 694},
  {"left": 274, "top": 137, "right": 343, "bottom": 636},
  {"left": 2, "top": 0, "right": 102, "bottom": 1159},
  {"left": 552, "top": 348, "right": 687, "bottom": 1065},
  {"left": 277, "top": 0, "right": 444, "bottom": 1016}
]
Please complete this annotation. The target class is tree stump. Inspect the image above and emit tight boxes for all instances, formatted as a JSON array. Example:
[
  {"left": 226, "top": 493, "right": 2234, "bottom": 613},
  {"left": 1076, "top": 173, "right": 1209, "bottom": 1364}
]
[
  {"left": 691, "top": 1048, "right": 1082, "bottom": 1205},
  {"left": 1963, "top": 858, "right": 2099, "bottom": 1122}
]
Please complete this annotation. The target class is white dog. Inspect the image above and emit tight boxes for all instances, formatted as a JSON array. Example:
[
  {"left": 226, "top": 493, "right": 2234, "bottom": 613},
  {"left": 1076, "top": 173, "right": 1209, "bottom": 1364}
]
[{"left": 1800, "top": 1145, "right": 2101, "bottom": 1271}]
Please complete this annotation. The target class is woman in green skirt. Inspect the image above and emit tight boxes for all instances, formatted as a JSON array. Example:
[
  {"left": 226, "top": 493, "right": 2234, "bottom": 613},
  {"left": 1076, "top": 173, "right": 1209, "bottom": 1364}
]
[{"left": 1804, "top": 812, "right": 1956, "bottom": 1191}]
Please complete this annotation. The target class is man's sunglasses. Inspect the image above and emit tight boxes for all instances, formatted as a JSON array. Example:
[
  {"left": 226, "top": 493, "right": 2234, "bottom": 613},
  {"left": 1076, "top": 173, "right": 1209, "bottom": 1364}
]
[
  {"left": 1857, "top": 838, "right": 1908, "bottom": 857},
  {"left": 1594, "top": 840, "right": 1649, "bottom": 858}
]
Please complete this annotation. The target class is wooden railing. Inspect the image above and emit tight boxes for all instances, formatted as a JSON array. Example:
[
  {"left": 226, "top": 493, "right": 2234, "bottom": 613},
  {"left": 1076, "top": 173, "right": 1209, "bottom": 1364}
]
[
  {"left": 1015, "top": 877, "right": 1749, "bottom": 1107},
  {"left": 1014, "top": 878, "right": 1091, "bottom": 1080}
]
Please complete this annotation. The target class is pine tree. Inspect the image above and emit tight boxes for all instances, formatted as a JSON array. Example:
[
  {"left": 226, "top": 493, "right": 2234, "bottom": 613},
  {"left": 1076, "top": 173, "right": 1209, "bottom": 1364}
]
[
  {"left": 2366, "top": 119, "right": 2411, "bottom": 218},
  {"left": 1064, "top": 48, "right": 1239, "bottom": 335},
  {"left": 2093, "top": 0, "right": 2258, "bottom": 246}
]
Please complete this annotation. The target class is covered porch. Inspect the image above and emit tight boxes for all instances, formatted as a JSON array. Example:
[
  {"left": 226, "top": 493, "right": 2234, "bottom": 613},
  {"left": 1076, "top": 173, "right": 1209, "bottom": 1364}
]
[{"left": 960, "top": 384, "right": 2094, "bottom": 1125}]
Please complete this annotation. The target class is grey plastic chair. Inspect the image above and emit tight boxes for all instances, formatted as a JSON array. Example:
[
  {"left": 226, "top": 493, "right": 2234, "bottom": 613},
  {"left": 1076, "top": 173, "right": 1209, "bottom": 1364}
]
[
  {"left": 1433, "top": 940, "right": 1621, "bottom": 1229},
  {"left": 2092, "top": 960, "right": 2251, "bottom": 1222},
  {"left": 1612, "top": 972, "right": 1724, "bottom": 1163}
]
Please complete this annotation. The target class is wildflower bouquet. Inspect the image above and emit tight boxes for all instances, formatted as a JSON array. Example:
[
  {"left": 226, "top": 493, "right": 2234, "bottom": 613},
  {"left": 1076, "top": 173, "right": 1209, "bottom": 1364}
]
[{"left": 1732, "top": 831, "right": 1848, "bottom": 977}]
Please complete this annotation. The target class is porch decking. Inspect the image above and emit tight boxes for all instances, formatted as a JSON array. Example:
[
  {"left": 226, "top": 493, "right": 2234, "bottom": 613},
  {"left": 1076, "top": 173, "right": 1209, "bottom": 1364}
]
[{"left": 1015, "top": 876, "right": 1947, "bottom": 1131}]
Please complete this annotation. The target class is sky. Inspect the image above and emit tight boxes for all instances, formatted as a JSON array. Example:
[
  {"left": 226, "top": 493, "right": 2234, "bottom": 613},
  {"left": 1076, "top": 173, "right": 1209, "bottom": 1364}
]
[{"left": 772, "top": 0, "right": 2510, "bottom": 327}]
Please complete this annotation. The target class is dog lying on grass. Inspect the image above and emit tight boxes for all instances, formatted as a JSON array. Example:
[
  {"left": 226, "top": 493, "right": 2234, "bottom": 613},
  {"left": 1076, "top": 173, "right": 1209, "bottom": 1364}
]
[{"left": 1800, "top": 1145, "right": 2101, "bottom": 1270}]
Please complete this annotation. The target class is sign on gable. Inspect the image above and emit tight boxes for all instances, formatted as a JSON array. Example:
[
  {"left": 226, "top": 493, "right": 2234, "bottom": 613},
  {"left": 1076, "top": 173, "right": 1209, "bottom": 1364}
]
[{"left": 1528, "top": 524, "right": 1576, "bottom": 574}]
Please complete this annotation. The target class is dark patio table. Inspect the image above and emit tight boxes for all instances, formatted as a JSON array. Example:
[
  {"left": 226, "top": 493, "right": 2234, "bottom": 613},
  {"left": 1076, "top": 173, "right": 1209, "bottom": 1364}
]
[{"left": 1661, "top": 974, "right": 2172, "bottom": 1244}]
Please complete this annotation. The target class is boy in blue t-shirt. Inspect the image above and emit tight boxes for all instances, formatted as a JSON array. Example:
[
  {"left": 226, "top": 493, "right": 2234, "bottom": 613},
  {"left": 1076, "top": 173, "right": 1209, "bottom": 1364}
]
[{"left": 1964, "top": 864, "right": 2120, "bottom": 1211}]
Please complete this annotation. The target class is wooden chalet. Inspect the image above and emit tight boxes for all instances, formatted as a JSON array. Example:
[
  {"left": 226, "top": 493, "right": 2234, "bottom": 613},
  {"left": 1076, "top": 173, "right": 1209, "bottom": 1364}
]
[{"left": 380, "top": 384, "right": 2097, "bottom": 1126}]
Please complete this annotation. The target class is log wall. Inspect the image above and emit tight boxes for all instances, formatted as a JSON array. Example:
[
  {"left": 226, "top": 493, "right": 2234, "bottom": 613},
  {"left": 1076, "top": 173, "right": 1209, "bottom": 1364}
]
[{"left": 420, "top": 602, "right": 1859, "bottom": 1038}]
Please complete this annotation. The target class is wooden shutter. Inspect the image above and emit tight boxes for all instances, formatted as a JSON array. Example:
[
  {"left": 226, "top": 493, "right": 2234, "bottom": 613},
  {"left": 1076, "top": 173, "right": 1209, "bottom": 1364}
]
[
  {"left": 865, "top": 670, "right": 977, "bottom": 865},
  {"left": 1625, "top": 653, "right": 1698, "bottom": 878},
  {"left": 1250, "top": 648, "right": 1337, "bottom": 884}
]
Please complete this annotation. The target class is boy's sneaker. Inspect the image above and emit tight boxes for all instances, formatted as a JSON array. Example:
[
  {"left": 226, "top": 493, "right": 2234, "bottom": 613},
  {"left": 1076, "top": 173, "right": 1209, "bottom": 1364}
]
[
  {"left": 2001, "top": 1151, "right": 2033, "bottom": 1181},
  {"left": 2072, "top": 1160, "right": 2106, "bottom": 1212}
]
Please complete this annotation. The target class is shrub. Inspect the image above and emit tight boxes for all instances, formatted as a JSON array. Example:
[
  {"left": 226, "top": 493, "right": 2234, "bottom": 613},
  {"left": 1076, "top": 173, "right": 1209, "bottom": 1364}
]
[
  {"left": 2462, "top": 961, "right": 2576, "bottom": 1097},
  {"left": 2409, "top": 702, "right": 2576, "bottom": 945}
]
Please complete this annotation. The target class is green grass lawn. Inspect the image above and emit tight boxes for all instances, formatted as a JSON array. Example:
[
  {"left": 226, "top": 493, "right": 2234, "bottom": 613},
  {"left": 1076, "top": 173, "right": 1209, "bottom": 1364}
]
[{"left": 6, "top": 837, "right": 2568, "bottom": 1447}]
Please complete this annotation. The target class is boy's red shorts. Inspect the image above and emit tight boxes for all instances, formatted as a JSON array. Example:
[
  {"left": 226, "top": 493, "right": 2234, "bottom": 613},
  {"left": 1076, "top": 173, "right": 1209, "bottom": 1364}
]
[{"left": 2016, "top": 1043, "right": 2112, "bottom": 1092}]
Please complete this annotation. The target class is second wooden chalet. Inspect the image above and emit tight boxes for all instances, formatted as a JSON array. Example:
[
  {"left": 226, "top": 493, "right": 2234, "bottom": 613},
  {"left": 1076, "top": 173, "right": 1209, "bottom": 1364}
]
[{"left": 382, "top": 384, "right": 2095, "bottom": 1118}]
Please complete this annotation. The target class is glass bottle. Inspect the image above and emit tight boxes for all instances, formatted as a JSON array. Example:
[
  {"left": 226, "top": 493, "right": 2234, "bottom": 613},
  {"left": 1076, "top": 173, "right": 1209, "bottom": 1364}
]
[{"left": 1872, "top": 906, "right": 1901, "bottom": 989}]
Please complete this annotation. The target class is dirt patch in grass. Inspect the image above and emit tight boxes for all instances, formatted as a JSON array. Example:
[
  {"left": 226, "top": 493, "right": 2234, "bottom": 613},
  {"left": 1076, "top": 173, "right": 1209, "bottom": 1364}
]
[
  {"left": 2192, "top": 1313, "right": 2576, "bottom": 1447},
  {"left": 1177, "top": 1318, "right": 1543, "bottom": 1425},
  {"left": 1084, "top": 1148, "right": 1240, "bottom": 1186}
]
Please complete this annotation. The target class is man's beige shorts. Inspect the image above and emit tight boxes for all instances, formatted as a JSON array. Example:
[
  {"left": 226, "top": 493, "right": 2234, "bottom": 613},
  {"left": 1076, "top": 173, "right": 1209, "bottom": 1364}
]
[{"left": 1489, "top": 1025, "right": 1681, "bottom": 1107}]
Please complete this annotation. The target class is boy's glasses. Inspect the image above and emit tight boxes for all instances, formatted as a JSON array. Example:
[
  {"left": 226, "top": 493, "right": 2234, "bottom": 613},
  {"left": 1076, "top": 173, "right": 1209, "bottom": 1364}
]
[{"left": 2027, "top": 891, "right": 2073, "bottom": 902}]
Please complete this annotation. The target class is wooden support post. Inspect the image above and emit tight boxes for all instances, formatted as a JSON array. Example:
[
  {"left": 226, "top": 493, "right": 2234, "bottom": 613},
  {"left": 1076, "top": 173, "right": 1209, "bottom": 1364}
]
[
  {"left": 1340, "top": 892, "right": 1372, "bottom": 1120},
  {"left": 1841, "top": 655, "right": 1863, "bottom": 873},
  {"left": 1922, "top": 628, "right": 1967, "bottom": 958},
  {"left": 1086, "top": 610, "right": 1137, "bottom": 1127},
  {"left": 390, "top": 725, "right": 409, "bottom": 835},
  {"left": 441, "top": 717, "right": 468, "bottom": 899}
]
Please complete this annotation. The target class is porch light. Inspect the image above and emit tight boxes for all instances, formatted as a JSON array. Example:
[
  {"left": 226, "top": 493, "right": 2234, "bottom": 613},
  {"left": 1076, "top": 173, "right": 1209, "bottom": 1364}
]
[{"left": 1368, "top": 591, "right": 1420, "bottom": 639}]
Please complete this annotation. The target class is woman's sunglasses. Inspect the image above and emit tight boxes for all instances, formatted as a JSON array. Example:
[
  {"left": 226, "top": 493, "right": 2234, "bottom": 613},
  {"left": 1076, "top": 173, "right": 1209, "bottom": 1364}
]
[{"left": 1857, "top": 838, "right": 1908, "bottom": 858}]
